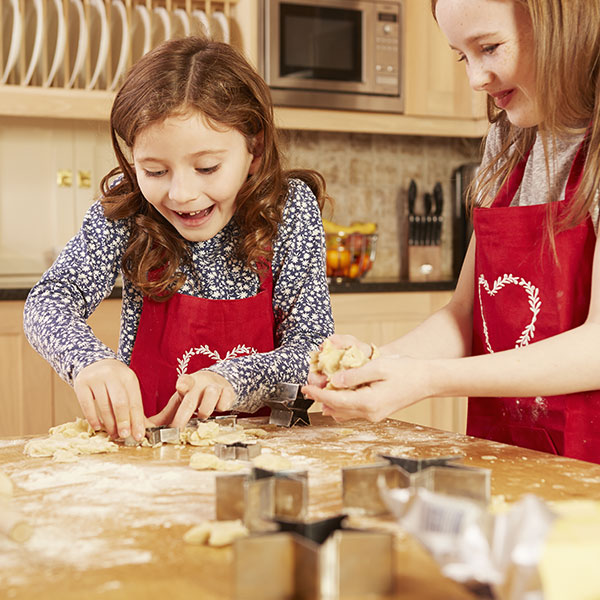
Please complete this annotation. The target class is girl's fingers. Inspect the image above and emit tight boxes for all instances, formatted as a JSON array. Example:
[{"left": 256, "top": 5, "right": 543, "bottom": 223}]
[
  {"left": 215, "top": 386, "right": 235, "bottom": 412},
  {"left": 74, "top": 384, "right": 102, "bottom": 431},
  {"left": 123, "top": 376, "right": 146, "bottom": 441},
  {"left": 196, "top": 384, "right": 221, "bottom": 419},
  {"left": 105, "top": 380, "right": 135, "bottom": 439},
  {"left": 93, "top": 384, "right": 118, "bottom": 438},
  {"left": 148, "top": 390, "right": 182, "bottom": 428}
]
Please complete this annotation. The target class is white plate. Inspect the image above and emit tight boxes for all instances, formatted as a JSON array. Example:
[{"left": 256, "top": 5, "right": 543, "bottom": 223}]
[
  {"left": 21, "top": 0, "right": 43, "bottom": 86},
  {"left": 172, "top": 8, "right": 191, "bottom": 38},
  {"left": 1, "top": 0, "right": 22, "bottom": 84},
  {"left": 210, "top": 11, "right": 230, "bottom": 44},
  {"left": 43, "top": 0, "right": 66, "bottom": 87},
  {"left": 152, "top": 6, "right": 172, "bottom": 48},
  {"left": 87, "top": 0, "right": 109, "bottom": 89},
  {"left": 131, "top": 4, "right": 151, "bottom": 64},
  {"left": 108, "top": 0, "right": 129, "bottom": 90},
  {"left": 66, "top": 0, "right": 88, "bottom": 88},
  {"left": 191, "top": 9, "right": 210, "bottom": 38}
]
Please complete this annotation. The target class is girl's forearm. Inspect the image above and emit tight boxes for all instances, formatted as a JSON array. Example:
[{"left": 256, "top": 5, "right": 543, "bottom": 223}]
[{"left": 428, "top": 321, "right": 600, "bottom": 399}]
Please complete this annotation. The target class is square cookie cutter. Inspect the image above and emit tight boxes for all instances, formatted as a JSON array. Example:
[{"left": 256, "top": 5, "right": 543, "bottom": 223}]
[
  {"left": 214, "top": 441, "right": 261, "bottom": 461},
  {"left": 264, "top": 383, "right": 314, "bottom": 427},
  {"left": 342, "top": 454, "right": 491, "bottom": 515},
  {"left": 234, "top": 515, "right": 395, "bottom": 600},
  {"left": 216, "top": 467, "right": 308, "bottom": 532}
]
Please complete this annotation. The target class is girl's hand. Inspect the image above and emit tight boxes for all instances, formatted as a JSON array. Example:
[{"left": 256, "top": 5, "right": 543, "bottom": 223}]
[
  {"left": 307, "top": 333, "right": 373, "bottom": 387},
  {"left": 302, "top": 355, "right": 430, "bottom": 422},
  {"left": 162, "top": 371, "right": 236, "bottom": 429},
  {"left": 73, "top": 358, "right": 146, "bottom": 441}
]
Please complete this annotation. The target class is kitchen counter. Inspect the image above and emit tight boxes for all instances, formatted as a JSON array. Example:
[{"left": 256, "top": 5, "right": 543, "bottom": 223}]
[
  {"left": 2, "top": 415, "right": 599, "bottom": 600},
  {"left": 0, "top": 277, "right": 456, "bottom": 300}
]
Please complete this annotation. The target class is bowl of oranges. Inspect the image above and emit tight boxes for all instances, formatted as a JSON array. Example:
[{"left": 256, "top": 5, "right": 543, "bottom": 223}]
[{"left": 323, "top": 219, "right": 378, "bottom": 281}]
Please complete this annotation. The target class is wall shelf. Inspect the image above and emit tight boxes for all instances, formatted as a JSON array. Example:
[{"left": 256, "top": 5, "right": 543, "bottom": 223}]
[{"left": 0, "top": 86, "right": 487, "bottom": 138}]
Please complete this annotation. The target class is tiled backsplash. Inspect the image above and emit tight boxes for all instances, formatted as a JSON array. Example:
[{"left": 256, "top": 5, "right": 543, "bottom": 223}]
[{"left": 281, "top": 130, "right": 482, "bottom": 280}]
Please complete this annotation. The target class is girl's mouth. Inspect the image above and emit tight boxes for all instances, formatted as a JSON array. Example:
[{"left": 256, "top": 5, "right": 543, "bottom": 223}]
[
  {"left": 492, "top": 89, "right": 515, "bottom": 110},
  {"left": 174, "top": 205, "right": 214, "bottom": 221}
]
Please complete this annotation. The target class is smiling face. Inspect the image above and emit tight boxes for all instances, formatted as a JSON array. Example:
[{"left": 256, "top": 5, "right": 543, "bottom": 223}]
[
  {"left": 435, "top": 0, "right": 538, "bottom": 128},
  {"left": 132, "top": 112, "right": 259, "bottom": 242}
]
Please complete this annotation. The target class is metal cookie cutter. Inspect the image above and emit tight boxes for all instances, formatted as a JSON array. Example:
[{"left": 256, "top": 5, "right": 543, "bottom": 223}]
[
  {"left": 381, "top": 453, "right": 490, "bottom": 505},
  {"left": 187, "top": 414, "right": 238, "bottom": 428},
  {"left": 343, "top": 454, "right": 490, "bottom": 515},
  {"left": 216, "top": 467, "right": 308, "bottom": 531},
  {"left": 145, "top": 426, "right": 181, "bottom": 445},
  {"left": 233, "top": 515, "right": 395, "bottom": 600},
  {"left": 264, "top": 383, "right": 314, "bottom": 427},
  {"left": 214, "top": 441, "right": 261, "bottom": 461}
]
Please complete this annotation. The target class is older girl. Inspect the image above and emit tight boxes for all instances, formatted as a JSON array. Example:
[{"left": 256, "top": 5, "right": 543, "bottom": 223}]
[{"left": 304, "top": 0, "right": 600, "bottom": 463}]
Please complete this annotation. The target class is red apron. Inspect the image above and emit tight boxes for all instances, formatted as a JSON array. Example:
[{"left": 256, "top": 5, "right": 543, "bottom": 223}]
[
  {"left": 129, "top": 266, "right": 275, "bottom": 418},
  {"left": 468, "top": 137, "right": 600, "bottom": 463}
]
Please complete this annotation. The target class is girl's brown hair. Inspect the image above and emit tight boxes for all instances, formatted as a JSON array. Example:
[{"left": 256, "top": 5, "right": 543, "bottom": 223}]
[
  {"left": 101, "top": 37, "right": 329, "bottom": 301},
  {"left": 431, "top": 0, "right": 600, "bottom": 229}
]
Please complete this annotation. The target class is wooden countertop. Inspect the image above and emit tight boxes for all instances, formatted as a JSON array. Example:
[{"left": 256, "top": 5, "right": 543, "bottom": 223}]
[{"left": 2, "top": 415, "right": 599, "bottom": 600}]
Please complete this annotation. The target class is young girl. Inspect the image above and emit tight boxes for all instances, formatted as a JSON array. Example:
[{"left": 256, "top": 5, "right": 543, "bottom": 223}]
[
  {"left": 24, "top": 37, "right": 334, "bottom": 443},
  {"left": 303, "top": 0, "right": 600, "bottom": 464}
]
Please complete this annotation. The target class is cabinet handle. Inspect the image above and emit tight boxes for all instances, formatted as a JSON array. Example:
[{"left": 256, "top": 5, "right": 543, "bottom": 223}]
[
  {"left": 57, "top": 169, "right": 73, "bottom": 187},
  {"left": 77, "top": 170, "right": 92, "bottom": 188}
]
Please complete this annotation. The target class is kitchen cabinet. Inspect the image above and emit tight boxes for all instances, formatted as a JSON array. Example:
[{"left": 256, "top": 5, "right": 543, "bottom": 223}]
[
  {"left": 0, "top": 0, "right": 487, "bottom": 138},
  {"left": 0, "top": 298, "right": 120, "bottom": 437},
  {"left": 0, "top": 291, "right": 466, "bottom": 436},
  {"left": 0, "top": 117, "right": 113, "bottom": 278},
  {"left": 331, "top": 291, "right": 467, "bottom": 434}
]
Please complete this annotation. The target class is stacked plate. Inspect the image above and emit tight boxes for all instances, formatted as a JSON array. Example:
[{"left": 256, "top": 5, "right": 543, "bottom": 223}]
[{"left": 1, "top": 0, "right": 233, "bottom": 90}]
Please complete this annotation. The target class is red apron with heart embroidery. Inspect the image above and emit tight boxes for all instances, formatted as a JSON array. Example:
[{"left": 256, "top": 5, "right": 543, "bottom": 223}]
[
  {"left": 129, "top": 266, "right": 275, "bottom": 418},
  {"left": 468, "top": 136, "right": 600, "bottom": 463}
]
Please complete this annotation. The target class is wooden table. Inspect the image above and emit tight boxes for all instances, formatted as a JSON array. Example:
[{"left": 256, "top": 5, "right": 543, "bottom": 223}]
[{"left": 2, "top": 415, "right": 600, "bottom": 600}]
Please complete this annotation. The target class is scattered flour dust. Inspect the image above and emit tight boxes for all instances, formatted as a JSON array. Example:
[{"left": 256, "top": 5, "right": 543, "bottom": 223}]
[{"left": 0, "top": 457, "right": 218, "bottom": 587}]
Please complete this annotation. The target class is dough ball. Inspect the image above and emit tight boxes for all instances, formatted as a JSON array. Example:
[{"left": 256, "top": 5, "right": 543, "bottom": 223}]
[
  {"left": 189, "top": 452, "right": 245, "bottom": 472},
  {"left": 252, "top": 453, "right": 293, "bottom": 472},
  {"left": 242, "top": 428, "right": 269, "bottom": 439},
  {"left": 0, "top": 471, "right": 14, "bottom": 497},
  {"left": 184, "top": 520, "right": 248, "bottom": 547},
  {"left": 310, "top": 339, "right": 379, "bottom": 389}
]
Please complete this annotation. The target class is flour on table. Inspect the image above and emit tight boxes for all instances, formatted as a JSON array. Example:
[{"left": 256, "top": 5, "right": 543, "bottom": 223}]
[
  {"left": 23, "top": 418, "right": 118, "bottom": 460},
  {"left": 0, "top": 471, "right": 13, "bottom": 496},
  {"left": 189, "top": 452, "right": 245, "bottom": 471},
  {"left": 184, "top": 519, "right": 249, "bottom": 547}
]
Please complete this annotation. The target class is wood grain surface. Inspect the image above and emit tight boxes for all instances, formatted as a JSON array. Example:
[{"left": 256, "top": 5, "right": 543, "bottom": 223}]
[{"left": 1, "top": 415, "right": 599, "bottom": 600}]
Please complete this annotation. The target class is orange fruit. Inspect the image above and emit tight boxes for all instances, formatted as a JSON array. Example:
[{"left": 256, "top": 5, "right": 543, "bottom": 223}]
[{"left": 326, "top": 248, "right": 351, "bottom": 274}]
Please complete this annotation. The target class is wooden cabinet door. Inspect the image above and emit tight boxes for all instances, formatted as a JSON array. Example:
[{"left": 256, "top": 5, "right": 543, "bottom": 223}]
[
  {"left": 330, "top": 291, "right": 467, "bottom": 433},
  {"left": 0, "top": 118, "right": 113, "bottom": 278},
  {"left": 403, "top": 0, "right": 486, "bottom": 120}
]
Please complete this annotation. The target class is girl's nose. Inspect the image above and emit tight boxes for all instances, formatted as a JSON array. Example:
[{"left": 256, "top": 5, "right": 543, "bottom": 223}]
[
  {"left": 466, "top": 60, "right": 493, "bottom": 92},
  {"left": 169, "top": 171, "right": 198, "bottom": 204}
]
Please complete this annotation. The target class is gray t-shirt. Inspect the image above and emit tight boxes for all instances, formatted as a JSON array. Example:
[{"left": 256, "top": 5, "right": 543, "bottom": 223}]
[{"left": 480, "top": 124, "right": 597, "bottom": 226}]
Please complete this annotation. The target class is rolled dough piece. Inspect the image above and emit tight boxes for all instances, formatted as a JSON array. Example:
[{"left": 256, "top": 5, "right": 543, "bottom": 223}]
[
  {"left": 24, "top": 419, "right": 118, "bottom": 460},
  {"left": 0, "top": 471, "right": 14, "bottom": 496},
  {"left": 242, "top": 428, "right": 269, "bottom": 439},
  {"left": 184, "top": 519, "right": 248, "bottom": 547},
  {"left": 252, "top": 453, "right": 293, "bottom": 472},
  {"left": 0, "top": 502, "right": 33, "bottom": 543},
  {"left": 189, "top": 452, "right": 245, "bottom": 472}
]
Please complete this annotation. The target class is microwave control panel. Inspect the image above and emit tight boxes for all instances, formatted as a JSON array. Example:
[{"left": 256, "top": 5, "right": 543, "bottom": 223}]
[{"left": 373, "top": 3, "right": 400, "bottom": 93}]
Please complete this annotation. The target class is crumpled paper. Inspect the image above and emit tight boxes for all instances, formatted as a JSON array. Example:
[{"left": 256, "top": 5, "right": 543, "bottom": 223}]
[{"left": 380, "top": 484, "right": 556, "bottom": 600}]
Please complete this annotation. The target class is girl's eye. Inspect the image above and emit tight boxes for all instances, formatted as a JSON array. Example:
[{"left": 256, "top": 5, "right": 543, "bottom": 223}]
[
  {"left": 144, "top": 169, "right": 167, "bottom": 177},
  {"left": 196, "top": 165, "right": 219, "bottom": 175},
  {"left": 482, "top": 44, "right": 499, "bottom": 54},
  {"left": 456, "top": 53, "right": 467, "bottom": 63}
]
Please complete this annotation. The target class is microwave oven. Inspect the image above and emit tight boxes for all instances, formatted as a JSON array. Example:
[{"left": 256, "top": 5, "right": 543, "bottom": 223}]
[{"left": 261, "top": 0, "right": 404, "bottom": 113}]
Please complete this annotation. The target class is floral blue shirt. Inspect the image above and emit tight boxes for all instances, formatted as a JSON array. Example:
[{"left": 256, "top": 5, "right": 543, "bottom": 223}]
[{"left": 23, "top": 179, "right": 334, "bottom": 412}]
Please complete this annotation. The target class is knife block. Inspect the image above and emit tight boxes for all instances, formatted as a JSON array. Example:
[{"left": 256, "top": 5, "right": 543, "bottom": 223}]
[{"left": 407, "top": 245, "right": 442, "bottom": 282}]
